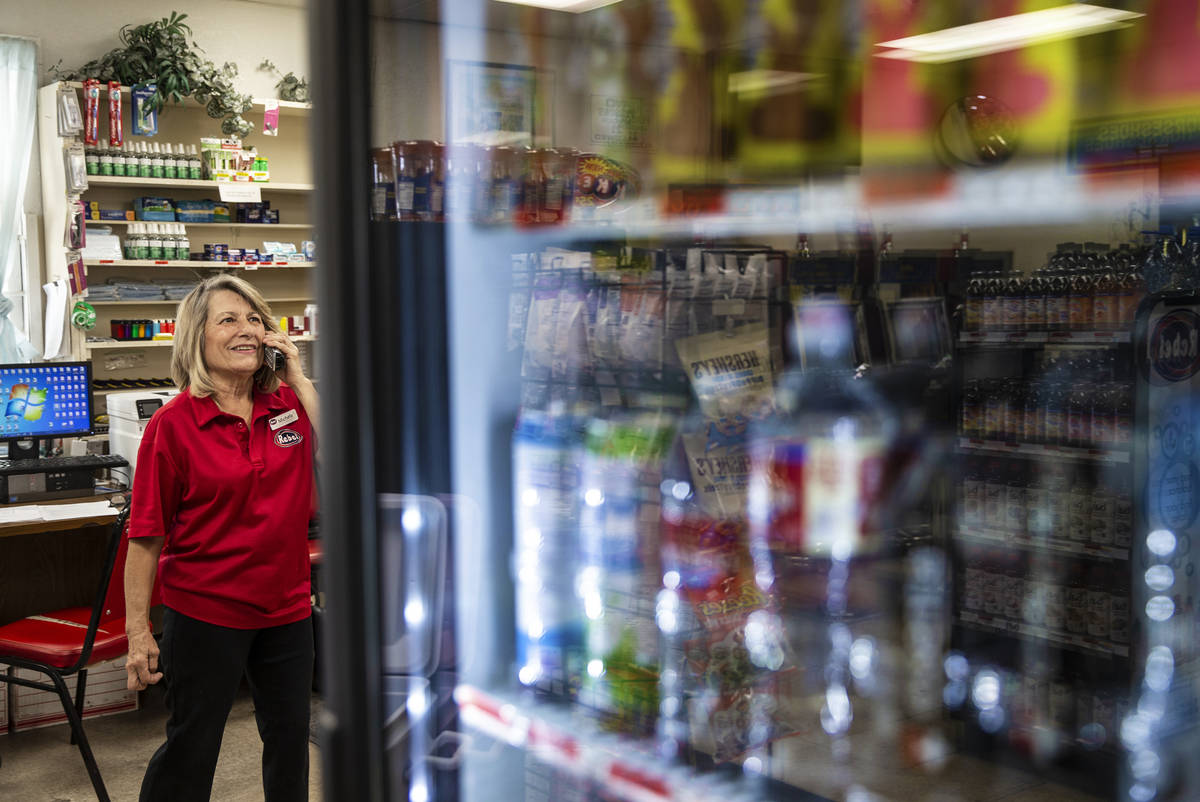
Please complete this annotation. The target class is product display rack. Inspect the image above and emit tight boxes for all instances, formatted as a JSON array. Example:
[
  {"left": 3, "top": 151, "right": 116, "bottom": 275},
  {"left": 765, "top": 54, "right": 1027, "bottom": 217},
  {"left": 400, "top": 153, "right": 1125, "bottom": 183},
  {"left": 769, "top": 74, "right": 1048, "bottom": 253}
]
[
  {"left": 951, "top": 311, "right": 1136, "bottom": 793},
  {"left": 36, "top": 80, "right": 317, "bottom": 425}
]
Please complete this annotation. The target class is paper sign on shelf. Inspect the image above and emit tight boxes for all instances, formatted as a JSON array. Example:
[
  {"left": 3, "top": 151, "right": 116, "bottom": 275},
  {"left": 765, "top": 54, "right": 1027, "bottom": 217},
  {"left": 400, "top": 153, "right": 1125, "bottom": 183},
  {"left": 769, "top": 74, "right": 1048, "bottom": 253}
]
[{"left": 218, "top": 183, "right": 263, "bottom": 203}]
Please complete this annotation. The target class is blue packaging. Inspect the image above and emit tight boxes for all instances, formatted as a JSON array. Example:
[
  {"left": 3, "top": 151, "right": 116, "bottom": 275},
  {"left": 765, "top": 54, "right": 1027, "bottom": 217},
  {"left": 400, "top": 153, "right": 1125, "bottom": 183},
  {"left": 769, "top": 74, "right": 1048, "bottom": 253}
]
[{"left": 131, "top": 83, "right": 158, "bottom": 136}]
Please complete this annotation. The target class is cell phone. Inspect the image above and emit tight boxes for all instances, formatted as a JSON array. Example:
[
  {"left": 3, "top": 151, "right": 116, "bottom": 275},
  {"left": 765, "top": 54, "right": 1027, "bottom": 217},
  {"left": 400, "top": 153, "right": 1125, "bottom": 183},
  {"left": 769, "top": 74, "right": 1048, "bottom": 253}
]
[{"left": 264, "top": 346, "right": 285, "bottom": 372}]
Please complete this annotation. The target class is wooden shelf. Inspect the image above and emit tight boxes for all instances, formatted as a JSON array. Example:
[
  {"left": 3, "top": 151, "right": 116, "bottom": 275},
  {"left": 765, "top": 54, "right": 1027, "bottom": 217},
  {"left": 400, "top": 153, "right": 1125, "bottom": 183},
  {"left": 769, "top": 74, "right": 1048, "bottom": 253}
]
[
  {"left": 90, "top": 296, "right": 312, "bottom": 306},
  {"left": 956, "top": 437, "right": 1130, "bottom": 464},
  {"left": 84, "top": 221, "right": 313, "bottom": 230},
  {"left": 86, "top": 335, "right": 315, "bottom": 350},
  {"left": 86, "top": 175, "right": 312, "bottom": 192},
  {"left": 84, "top": 259, "right": 316, "bottom": 268},
  {"left": 64, "top": 82, "right": 311, "bottom": 117}
]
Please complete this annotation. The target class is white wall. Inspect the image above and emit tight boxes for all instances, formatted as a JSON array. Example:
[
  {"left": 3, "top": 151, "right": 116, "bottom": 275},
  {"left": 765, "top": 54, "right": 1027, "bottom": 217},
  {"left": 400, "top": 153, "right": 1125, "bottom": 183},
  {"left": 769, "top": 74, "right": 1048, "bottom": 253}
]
[{"left": 3, "top": 0, "right": 310, "bottom": 218}]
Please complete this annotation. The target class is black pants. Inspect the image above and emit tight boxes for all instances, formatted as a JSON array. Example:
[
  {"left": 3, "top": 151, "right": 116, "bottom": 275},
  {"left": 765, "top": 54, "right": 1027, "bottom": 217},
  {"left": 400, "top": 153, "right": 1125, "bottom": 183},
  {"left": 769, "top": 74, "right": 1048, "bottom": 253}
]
[{"left": 139, "top": 607, "right": 314, "bottom": 802}]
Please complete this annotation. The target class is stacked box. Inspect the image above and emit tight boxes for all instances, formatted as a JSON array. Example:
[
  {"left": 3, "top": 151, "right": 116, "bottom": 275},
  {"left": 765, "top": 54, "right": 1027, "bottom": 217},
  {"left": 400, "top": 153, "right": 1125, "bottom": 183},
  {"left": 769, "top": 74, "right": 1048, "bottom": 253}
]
[
  {"left": 0, "top": 680, "right": 7, "bottom": 734},
  {"left": 12, "top": 656, "right": 137, "bottom": 731}
]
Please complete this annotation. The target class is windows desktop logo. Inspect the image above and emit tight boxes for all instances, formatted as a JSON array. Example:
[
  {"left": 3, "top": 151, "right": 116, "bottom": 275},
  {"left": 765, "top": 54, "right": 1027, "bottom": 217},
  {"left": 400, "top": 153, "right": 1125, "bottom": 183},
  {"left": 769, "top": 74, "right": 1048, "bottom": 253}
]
[{"left": 5, "top": 384, "right": 47, "bottom": 422}]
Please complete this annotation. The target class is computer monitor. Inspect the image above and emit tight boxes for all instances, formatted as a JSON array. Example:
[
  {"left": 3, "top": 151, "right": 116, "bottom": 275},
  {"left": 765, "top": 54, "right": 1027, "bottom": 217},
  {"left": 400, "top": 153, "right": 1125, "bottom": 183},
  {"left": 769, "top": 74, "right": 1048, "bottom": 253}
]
[{"left": 0, "top": 361, "right": 94, "bottom": 459}]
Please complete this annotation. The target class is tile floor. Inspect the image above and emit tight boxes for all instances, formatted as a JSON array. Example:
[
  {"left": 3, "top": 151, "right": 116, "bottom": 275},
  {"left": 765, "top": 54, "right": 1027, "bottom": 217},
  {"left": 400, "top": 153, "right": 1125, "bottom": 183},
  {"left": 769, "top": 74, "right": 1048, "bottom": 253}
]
[
  {"left": 0, "top": 685, "right": 322, "bottom": 801},
  {"left": 0, "top": 685, "right": 1108, "bottom": 802}
]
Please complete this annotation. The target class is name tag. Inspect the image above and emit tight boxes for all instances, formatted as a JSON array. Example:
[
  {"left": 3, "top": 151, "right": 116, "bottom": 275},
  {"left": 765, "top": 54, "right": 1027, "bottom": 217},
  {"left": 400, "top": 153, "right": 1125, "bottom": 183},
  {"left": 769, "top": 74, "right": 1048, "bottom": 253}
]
[{"left": 269, "top": 409, "right": 299, "bottom": 430}]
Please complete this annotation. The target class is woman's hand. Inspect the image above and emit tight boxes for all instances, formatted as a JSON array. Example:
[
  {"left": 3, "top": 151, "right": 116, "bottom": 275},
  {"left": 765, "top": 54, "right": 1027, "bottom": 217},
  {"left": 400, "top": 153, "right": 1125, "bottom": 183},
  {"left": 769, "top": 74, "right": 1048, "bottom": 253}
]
[
  {"left": 263, "top": 330, "right": 307, "bottom": 388},
  {"left": 126, "top": 625, "right": 163, "bottom": 691}
]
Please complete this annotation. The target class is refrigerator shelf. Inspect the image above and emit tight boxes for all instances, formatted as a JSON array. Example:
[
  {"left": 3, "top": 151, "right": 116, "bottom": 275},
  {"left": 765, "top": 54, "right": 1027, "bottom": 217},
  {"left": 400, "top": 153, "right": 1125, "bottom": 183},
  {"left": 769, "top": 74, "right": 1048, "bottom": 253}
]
[
  {"left": 957, "top": 611, "right": 1129, "bottom": 658},
  {"left": 956, "top": 527, "right": 1130, "bottom": 562},
  {"left": 958, "top": 331, "right": 1131, "bottom": 347},
  {"left": 956, "top": 437, "right": 1130, "bottom": 463},
  {"left": 456, "top": 685, "right": 785, "bottom": 802}
]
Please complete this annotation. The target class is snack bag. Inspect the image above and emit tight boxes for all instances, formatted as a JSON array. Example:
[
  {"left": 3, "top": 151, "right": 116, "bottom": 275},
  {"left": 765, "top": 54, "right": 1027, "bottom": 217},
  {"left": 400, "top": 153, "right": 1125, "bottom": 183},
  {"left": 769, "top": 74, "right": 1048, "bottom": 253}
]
[{"left": 674, "top": 325, "right": 775, "bottom": 421}]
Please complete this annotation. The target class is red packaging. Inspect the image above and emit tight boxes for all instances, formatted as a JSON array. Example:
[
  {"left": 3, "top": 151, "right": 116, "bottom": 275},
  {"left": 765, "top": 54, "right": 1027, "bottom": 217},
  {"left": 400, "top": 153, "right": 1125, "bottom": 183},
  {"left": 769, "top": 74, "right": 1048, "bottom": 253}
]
[
  {"left": 83, "top": 79, "right": 100, "bottom": 146},
  {"left": 108, "top": 81, "right": 123, "bottom": 147}
]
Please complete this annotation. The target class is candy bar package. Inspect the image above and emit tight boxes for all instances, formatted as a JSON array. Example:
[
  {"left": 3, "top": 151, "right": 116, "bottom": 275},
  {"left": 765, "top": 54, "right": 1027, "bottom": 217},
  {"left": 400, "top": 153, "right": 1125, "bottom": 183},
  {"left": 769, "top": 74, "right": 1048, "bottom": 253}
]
[
  {"left": 57, "top": 85, "right": 83, "bottom": 136},
  {"left": 108, "top": 82, "right": 123, "bottom": 147},
  {"left": 131, "top": 83, "right": 158, "bottom": 136},
  {"left": 82, "top": 79, "right": 100, "bottom": 146},
  {"left": 674, "top": 325, "right": 775, "bottom": 420},
  {"left": 680, "top": 418, "right": 754, "bottom": 520}
]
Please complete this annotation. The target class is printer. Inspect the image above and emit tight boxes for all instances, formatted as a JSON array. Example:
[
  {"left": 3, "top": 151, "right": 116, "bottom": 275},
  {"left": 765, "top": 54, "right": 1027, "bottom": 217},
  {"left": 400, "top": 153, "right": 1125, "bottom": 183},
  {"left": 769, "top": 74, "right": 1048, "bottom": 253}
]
[{"left": 107, "top": 389, "right": 180, "bottom": 479}]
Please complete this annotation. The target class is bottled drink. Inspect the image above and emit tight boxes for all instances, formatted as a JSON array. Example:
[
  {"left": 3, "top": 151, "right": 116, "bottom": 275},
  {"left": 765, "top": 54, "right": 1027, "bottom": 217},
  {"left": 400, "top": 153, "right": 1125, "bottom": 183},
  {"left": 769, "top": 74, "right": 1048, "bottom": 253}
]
[
  {"left": 99, "top": 139, "right": 114, "bottom": 176},
  {"left": 1002, "top": 550, "right": 1025, "bottom": 621},
  {"left": 164, "top": 143, "right": 178, "bottom": 179},
  {"left": 391, "top": 141, "right": 419, "bottom": 221},
  {"left": 1024, "top": 269, "right": 1046, "bottom": 332},
  {"left": 430, "top": 142, "right": 446, "bottom": 222},
  {"left": 1068, "top": 265, "right": 1094, "bottom": 330},
  {"left": 1067, "top": 475, "right": 1092, "bottom": 544},
  {"left": 1091, "top": 479, "right": 1114, "bottom": 546},
  {"left": 150, "top": 142, "right": 165, "bottom": 178},
  {"left": 964, "top": 273, "right": 984, "bottom": 332},
  {"left": 1109, "top": 571, "right": 1131, "bottom": 644},
  {"left": 409, "top": 141, "right": 434, "bottom": 221},
  {"left": 1093, "top": 258, "right": 1119, "bottom": 331},
  {"left": 1087, "top": 563, "right": 1110, "bottom": 639},
  {"left": 1090, "top": 383, "right": 1116, "bottom": 448},
  {"left": 1042, "top": 383, "right": 1067, "bottom": 446},
  {"left": 1046, "top": 465, "right": 1070, "bottom": 542},
  {"left": 1065, "top": 561, "right": 1088, "bottom": 634},
  {"left": 147, "top": 223, "right": 163, "bottom": 260},
  {"left": 370, "top": 146, "right": 395, "bottom": 222},
  {"left": 1003, "top": 273, "right": 1026, "bottom": 332},
  {"left": 1003, "top": 381, "right": 1024, "bottom": 442},
  {"left": 579, "top": 412, "right": 676, "bottom": 730},
  {"left": 982, "top": 270, "right": 1002, "bottom": 332},
  {"left": 1066, "top": 384, "right": 1093, "bottom": 448},
  {"left": 1114, "top": 383, "right": 1133, "bottom": 446},
  {"left": 513, "top": 409, "right": 585, "bottom": 694},
  {"left": 161, "top": 224, "right": 176, "bottom": 260},
  {"left": 85, "top": 145, "right": 100, "bottom": 175},
  {"left": 984, "top": 379, "right": 1005, "bottom": 441},
  {"left": 963, "top": 544, "right": 984, "bottom": 612},
  {"left": 188, "top": 144, "right": 203, "bottom": 180},
  {"left": 1022, "top": 383, "right": 1042, "bottom": 444},
  {"left": 962, "top": 379, "right": 983, "bottom": 438},
  {"left": 1026, "top": 468, "right": 1050, "bottom": 540},
  {"left": 1005, "top": 460, "right": 1027, "bottom": 536},
  {"left": 138, "top": 141, "right": 153, "bottom": 178},
  {"left": 113, "top": 142, "right": 127, "bottom": 176},
  {"left": 123, "top": 225, "right": 136, "bottom": 260},
  {"left": 1045, "top": 266, "right": 1068, "bottom": 331},
  {"left": 962, "top": 458, "right": 983, "bottom": 528},
  {"left": 490, "top": 145, "right": 519, "bottom": 224},
  {"left": 982, "top": 549, "right": 1005, "bottom": 616},
  {"left": 984, "top": 459, "right": 1007, "bottom": 530},
  {"left": 1043, "top": 558, "right": 1066, "bottom": 631},
  {"left": 177, "top": 224, "right": 190, "bottom": 261},
  {"left": 1118, "top": 263, "right": 1145, "bottom": 328},
  {"left": 1112, "top": 479, "right": 1133, "bottom": 549}
]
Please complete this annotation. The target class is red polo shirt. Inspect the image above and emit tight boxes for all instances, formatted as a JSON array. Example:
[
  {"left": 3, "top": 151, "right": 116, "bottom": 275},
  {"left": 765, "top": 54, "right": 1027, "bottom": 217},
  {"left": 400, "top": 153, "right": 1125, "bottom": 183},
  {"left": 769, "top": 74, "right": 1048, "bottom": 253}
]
[{"left": 129, "top": 384, "right": 315, "bottom": 629}]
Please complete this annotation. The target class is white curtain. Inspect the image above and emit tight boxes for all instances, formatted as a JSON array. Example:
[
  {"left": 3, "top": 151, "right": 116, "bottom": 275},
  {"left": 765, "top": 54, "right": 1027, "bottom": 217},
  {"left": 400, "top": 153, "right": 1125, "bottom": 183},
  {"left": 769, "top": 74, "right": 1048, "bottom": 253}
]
[{"left": 0, "top": 36, "right": 36, "bottom": 363}]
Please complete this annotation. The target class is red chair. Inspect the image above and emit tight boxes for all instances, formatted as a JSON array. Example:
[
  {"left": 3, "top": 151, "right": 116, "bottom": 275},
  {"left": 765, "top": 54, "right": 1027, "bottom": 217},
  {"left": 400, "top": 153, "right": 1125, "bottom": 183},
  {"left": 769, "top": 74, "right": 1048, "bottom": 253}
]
[{"left": 0, "top": 506, "right": 134, "bottom": 802}]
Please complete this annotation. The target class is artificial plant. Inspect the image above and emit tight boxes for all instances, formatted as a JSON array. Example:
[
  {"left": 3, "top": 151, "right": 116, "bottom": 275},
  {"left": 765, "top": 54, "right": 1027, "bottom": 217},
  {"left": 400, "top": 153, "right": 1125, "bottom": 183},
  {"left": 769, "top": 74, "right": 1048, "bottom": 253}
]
[
  {"left": 53, "top": 12, "right": 254, "bottom": 138},
  {"left": 258, "top": 60, "right": 310, "bottom": 104}
]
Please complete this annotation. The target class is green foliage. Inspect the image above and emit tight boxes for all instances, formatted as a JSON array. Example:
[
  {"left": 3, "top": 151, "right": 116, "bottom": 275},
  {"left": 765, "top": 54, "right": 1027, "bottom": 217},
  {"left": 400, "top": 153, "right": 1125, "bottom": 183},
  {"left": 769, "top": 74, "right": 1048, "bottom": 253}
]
[
  {"left": 55, "top": 12, "right": 254, "bottom": 139},
  {"left": 258, "top": 59, "right": 310, "bottom": 104}
]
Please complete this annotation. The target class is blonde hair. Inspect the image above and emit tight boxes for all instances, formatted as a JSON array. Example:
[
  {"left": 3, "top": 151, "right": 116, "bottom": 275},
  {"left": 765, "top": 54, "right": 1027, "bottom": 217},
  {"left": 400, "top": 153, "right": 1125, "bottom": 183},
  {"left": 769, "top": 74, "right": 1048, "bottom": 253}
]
[{"left": 172, "top": 274, "right": 280, "bottom": 397}]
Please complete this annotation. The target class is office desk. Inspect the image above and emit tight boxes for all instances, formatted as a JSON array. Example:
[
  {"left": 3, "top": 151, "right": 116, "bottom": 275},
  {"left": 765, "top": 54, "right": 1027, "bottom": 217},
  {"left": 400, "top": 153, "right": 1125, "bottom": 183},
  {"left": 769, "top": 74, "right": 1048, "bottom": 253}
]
[{"left": 0, "top": 493, "right": 126, "bottom": 627}]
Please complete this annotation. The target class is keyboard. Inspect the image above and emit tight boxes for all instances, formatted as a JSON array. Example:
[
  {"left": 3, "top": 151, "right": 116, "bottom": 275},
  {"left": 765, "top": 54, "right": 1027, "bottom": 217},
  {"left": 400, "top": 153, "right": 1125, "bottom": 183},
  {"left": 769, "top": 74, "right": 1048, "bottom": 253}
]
[{"left": 0, "top": 453, "right": 129, "bottom": 476}]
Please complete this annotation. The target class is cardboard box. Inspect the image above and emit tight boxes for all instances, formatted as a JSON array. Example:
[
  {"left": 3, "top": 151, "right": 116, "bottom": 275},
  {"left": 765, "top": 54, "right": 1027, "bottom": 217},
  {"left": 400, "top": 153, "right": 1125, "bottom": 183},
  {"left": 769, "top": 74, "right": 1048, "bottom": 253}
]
[
  {"left": 12, "top": 656, "right": 137, "bottom": 732},
  {"left": 0, "top": 680, "right": 8, "bottom": 735}
]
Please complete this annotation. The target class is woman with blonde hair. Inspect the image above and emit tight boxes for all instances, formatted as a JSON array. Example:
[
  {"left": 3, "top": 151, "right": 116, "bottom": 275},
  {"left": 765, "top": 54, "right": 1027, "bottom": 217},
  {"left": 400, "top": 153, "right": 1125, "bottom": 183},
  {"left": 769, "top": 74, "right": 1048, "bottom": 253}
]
[{"left": 124, "top": 273, "right": 319, "bottom": 802}]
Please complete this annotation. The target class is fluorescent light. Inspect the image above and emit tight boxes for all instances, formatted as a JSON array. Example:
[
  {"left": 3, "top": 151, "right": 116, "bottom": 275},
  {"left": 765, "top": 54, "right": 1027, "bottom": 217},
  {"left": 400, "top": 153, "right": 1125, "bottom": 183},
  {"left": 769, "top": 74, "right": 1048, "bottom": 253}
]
[
  {"left": 728, "top": 70, "right": 820, "bottom": 96},
  {"left": 875, "top": 3, "right": 1142, "bottom": 63},
  {"left": 491, "top": 0, "right": 622, "bottom": 12}
]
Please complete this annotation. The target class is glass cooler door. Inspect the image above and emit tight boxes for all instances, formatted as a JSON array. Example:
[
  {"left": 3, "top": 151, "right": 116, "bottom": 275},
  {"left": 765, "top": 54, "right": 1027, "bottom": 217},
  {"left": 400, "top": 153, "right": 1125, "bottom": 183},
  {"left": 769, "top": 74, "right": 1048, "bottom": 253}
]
[{"left": 311, "top": 2, "right": 1200, "bottom": 801}]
